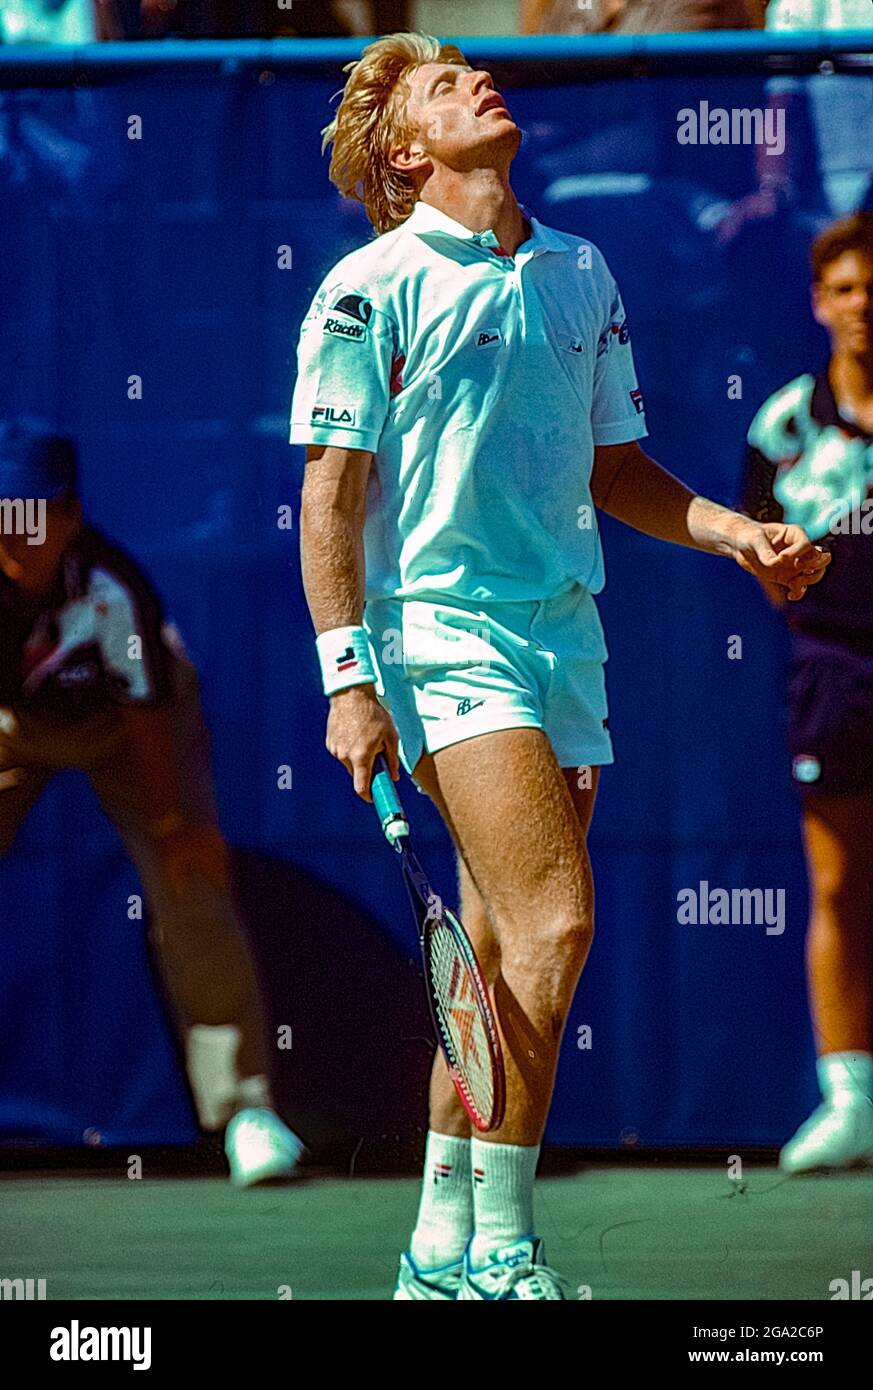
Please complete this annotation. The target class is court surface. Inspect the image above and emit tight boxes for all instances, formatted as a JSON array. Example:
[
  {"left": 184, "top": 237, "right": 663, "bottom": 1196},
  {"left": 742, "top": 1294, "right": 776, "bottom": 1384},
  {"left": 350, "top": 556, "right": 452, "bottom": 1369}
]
[{"left": 3, "top": 1164, "right": 872, "bottom": 1300}]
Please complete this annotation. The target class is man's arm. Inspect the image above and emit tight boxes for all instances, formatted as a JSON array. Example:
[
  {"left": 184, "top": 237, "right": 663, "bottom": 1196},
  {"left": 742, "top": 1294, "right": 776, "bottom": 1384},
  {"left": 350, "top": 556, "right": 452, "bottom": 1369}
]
[
  {"left": 300, "top": 443, "right": 400, "bottom": 794},
  {"left": 592, "top": 440, "right": 743, "bottom": 553},
  {"left": 591, "top": 440, "right": 830, "bottom": 598},
  {"left": 300, "top": 444, "right": 372, "bottom": 632}
]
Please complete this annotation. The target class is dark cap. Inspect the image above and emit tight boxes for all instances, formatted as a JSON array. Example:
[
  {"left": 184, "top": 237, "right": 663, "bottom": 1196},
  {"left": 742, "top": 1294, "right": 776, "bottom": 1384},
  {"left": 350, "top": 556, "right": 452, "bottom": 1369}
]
[{"left": 0, "top": 418, "right": 78, "bottom": 502}]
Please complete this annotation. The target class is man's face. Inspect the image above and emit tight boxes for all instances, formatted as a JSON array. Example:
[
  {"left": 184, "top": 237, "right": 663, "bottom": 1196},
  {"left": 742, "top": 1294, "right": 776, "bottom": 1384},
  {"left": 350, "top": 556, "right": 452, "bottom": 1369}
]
[
  {"left": 813, "top": 250, "right": 873, "bottom": 358},
  {"left": 393, "top": 62, "right": 520, "bottom": 178},
  {"left": 0, "top": 501, "right": 79, "bottom": 596}
]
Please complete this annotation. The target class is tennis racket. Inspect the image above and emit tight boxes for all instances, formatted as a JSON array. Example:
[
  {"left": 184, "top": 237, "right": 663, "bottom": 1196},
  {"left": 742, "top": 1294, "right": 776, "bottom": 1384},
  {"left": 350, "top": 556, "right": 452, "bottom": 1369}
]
[{"left": 370, "top": 753, "right": 505, "bottom": 1133}]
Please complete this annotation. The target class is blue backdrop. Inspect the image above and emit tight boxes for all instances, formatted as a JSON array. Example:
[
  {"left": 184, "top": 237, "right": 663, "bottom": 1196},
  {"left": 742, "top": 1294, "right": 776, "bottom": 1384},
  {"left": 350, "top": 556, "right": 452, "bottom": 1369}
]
[{"left": 2, "top": 35, "right": 871, "bottom": 1154}]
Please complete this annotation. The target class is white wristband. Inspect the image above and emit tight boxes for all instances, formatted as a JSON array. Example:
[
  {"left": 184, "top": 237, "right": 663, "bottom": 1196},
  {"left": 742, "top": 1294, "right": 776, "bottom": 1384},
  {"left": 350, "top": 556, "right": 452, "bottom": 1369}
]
[{"left": 316, "top": 625, "right": 378, "bottom": 697}]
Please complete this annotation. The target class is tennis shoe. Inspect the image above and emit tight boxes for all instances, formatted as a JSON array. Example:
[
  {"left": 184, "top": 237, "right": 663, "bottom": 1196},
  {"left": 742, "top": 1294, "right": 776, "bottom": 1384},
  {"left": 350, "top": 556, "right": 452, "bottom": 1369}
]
[
  {"left": 225, "top": 1107, "right": 305, "bottom": 1187},
  {"left": 779, "top": 1098, "right": 873, "bottom": 1174},
  {"left": 393, "top": 1250, "right": 464, "bottom": 1300},
  {"left": 459, "top": 1236, "right": 566, "bottom": 1300}
]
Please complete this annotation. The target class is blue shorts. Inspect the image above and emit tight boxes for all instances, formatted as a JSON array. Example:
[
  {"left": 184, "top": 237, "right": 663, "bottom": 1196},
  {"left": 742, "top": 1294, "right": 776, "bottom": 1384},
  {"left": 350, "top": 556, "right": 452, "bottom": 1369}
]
[
  {"left": 787, "top": 632, "right": 873, "bottom": 797},
  {"left": 362, "top": 584, "right": 614, "bottom": 783}
]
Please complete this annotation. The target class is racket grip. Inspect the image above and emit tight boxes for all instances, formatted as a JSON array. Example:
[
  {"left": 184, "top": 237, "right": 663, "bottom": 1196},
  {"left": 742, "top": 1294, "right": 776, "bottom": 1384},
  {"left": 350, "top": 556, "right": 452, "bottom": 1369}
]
[{"left": 372, "top": 754, "right": 409, "bottom": 845}]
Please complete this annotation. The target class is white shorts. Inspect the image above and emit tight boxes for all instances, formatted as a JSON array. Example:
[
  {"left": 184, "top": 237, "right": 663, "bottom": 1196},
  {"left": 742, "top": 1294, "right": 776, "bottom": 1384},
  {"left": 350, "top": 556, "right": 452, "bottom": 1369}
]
[{"left": 362, "top": 584, "right": 614, "bottom": 784}]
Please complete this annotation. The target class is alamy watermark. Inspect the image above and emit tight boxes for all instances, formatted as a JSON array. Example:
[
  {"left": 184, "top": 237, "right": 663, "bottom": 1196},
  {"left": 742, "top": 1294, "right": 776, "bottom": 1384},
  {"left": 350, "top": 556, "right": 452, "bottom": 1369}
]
[
  {"left": 677, "top": 102, "right": 785, "bottom": 157},
  {"left": 677, "top": 880, "right": 785, "bottom": 936},
  {"left": 0, "top": 497, "right": 46, "bottom": 546},
  {"left": 0, "top": 1275, "right": 46, "bottom": 1299}
]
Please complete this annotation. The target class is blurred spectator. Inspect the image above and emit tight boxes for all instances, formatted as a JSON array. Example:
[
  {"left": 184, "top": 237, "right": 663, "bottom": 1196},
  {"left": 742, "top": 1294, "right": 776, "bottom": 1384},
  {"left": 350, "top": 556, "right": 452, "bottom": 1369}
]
[
  {"left": 739, "top": 212, "right": 873, "bottom": 1174},
  {"left": 124, "top": 0, "right": 411, "bottom": 39},
  {"left": 0, "top": 420, "right": 305, "bottom": 1185},
  {"left": 0, "top": 0, "right": 96, "bottom": 42},
  {"left": 521, "top": 0, "right": 767, "bottom": 33},
  {"left": 768, "top": 0, "right": 873, "bottom": 28},
  {"left": 0, "top": 1, "right": 411, "bottom": 42}
]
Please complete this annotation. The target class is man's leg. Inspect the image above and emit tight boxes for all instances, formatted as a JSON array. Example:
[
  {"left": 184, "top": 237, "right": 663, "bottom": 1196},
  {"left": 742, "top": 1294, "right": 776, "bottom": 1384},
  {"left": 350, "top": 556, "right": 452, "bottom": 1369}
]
[
  {"left": 85, "top": 661, "right": 278, "bottom": 1131},
  {"left": 780, "top": 792, "right": 873, "bottom": 1172},
  {"left": 407, "top": 733, "right": 598, "bottom": 1270},
  {"left": 0, "top": 711, "right": 53, "bottom": 858}
]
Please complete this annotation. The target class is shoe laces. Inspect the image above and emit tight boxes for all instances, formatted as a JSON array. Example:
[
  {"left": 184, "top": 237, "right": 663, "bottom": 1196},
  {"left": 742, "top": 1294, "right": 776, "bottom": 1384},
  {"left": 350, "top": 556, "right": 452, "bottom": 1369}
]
[{"left": 501, "top": 1256, "right": 567, "bottom": 1300}]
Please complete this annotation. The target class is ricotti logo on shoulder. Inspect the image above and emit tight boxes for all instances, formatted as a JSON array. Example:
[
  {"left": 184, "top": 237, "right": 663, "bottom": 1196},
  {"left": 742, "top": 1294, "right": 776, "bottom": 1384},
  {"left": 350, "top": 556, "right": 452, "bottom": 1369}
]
[{"left": 50, "top": 1321, "right": 152, "bottom": 1370}]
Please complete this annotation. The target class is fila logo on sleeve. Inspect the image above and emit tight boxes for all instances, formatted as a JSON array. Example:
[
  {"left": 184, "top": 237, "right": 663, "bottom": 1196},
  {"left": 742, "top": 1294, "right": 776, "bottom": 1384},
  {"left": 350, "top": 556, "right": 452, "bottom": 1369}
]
[{"left": 312, "top": 405, "right": 357, "bottom": 426}]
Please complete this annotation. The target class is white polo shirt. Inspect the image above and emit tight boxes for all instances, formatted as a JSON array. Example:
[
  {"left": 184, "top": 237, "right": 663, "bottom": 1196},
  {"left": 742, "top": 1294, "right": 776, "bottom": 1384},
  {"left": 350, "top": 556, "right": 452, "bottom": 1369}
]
[{"left": 290, "top": 199, "right": 648, "bottom": 604}]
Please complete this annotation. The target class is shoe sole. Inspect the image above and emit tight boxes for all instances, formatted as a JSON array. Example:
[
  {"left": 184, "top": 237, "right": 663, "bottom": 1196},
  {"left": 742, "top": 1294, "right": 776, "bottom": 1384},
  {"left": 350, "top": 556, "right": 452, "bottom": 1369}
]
[
  {"left": 780, "top": 1153, "right": 873, "bottom": 1176},
  {"left": 229, "top": 1158, "right": 304, "bottom": 1188}
]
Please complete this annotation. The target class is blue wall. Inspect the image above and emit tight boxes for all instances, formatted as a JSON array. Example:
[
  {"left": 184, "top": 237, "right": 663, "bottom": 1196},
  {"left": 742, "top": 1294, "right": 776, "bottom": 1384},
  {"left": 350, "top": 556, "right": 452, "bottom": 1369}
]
[{"left": 2, "top": 36, "right": 870, "bottom": 1151}]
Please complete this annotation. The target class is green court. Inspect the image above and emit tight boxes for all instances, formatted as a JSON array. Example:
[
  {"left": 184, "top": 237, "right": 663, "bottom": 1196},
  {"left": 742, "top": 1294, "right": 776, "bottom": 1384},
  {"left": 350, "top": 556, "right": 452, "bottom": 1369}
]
[{"left": 3, "top": 1164, "right": 871, "bottom": 1300}]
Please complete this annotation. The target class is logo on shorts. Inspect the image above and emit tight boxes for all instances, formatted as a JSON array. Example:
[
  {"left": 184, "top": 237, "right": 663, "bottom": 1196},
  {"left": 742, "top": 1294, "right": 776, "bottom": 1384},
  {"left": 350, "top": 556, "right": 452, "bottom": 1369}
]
[
  {"left": 793, "top": 754, "right": 821, "bottom": 784},
  {"left": 629, "top": 388, "right": 644, "bottom": 415},
  {"left": 457, "top": 698, "right": 485, "bottom": 716},
  {"left": 475, "top": 329, "right": 502, "bottom": 349}
]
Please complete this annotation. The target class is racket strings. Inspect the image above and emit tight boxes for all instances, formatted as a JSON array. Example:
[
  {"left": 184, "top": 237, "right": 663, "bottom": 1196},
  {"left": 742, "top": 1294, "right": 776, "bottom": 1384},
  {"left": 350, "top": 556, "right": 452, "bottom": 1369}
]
[{"left": 429, "top": 921, "right": 497, "bottom": 1123}]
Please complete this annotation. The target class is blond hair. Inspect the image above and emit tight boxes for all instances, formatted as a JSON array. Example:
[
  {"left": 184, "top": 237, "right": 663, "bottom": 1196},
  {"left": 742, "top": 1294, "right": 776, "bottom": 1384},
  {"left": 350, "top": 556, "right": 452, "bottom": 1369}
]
[{"left": 322, "top": 31, "right": 468, "bottom": 236}]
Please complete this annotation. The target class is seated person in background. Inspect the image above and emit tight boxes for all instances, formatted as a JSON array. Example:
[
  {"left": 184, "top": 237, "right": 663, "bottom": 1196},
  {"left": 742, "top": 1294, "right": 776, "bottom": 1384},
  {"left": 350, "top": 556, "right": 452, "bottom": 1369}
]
[
  {"left": 521, "top": 0, "right": 767, "bottom": 34},
  {"left": 0, "top": 420, "right": 304, "bottom": 1186},
  {"left": 108, "top": 0, "right": 411, "bottom": 39},
  {"left": 740, "top": 213, "right": 873, "bottom": 1173}
]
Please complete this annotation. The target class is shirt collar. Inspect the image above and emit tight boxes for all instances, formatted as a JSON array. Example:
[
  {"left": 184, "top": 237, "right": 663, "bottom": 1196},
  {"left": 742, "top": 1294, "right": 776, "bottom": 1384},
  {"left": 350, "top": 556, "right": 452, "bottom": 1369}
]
[
  {"left": 812, "top": 372, "right": 872, "bottom": 441},
  {"left": 403, "top": 199, "right": 568, "bottom": 256}
]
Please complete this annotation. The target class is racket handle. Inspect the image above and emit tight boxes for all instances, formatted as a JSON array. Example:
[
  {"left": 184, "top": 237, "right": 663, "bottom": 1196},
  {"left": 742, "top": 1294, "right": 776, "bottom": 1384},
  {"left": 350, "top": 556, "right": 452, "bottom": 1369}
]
[{"left": 372, "top": 754, "right": 409, "bottom": 845}]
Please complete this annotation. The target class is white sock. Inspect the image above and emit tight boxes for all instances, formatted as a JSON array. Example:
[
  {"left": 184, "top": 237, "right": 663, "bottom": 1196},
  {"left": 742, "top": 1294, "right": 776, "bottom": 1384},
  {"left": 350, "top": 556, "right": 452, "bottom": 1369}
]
[
  {"left": 469, "top": 1138, "right": 540, "bottom": 1267},
  {"left": 818, "top": 1051, "right": 873, "bottom": 1107},
  {"left": 185, "top": 1024, "right": 241, "bottom": 1131},
  {"left": 234, "top": 1074, "right": 274, "bottom": 1113},
  {"left": 409, "top": 1132, "right": 472, "bottom": 1268}
]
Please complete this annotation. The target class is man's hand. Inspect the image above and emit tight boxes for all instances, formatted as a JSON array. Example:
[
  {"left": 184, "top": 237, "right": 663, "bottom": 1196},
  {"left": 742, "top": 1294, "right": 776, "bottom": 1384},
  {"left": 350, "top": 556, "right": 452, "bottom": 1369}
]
[
  {"left": 726, "top": 519, "right": 831, "bottom": 602},
  {"left": 0, "top": 766, "right": 25, "bottom": 792},
  {"left": 151, "top": 821, "right": 232, "bottom": 897},
  {"left": 326, "top": 684, "right": 400, "bottom": 801}
]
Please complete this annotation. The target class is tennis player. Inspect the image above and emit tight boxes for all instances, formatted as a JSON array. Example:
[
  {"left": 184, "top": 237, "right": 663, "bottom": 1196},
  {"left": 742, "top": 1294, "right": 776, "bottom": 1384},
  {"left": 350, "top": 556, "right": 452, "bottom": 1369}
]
[
  {"left": 290, "top": 32, "right": 829, "bottom": 1299},
  {"left": 741, "top": 212, "right": 873, "bottom": 1173},
  {"left": 0, "top": 421, "right": 304, "bottom": 1186}
]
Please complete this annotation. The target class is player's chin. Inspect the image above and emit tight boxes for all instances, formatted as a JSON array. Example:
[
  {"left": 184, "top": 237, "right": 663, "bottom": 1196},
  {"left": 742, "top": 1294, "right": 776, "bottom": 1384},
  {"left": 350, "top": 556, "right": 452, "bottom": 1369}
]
[{"left": 480, "top": 118, "right": 522, "bottom": 152}]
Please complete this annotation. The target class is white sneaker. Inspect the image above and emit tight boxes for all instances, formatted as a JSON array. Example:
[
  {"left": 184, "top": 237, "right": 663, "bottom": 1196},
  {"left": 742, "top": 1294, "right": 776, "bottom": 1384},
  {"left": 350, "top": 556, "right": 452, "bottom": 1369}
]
[
  {"left": 393, "top": 1251, "right": 463, "bottom": 1300},
  {"left": 779, "top": 1099, "right": 873, "bottom": 1174},
  {"left": 459, "top": 1236, "right": 566, "bottom": 1300},
  {"left": 224, "top": 1107, "right": 305, "bottom": 1187}
]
